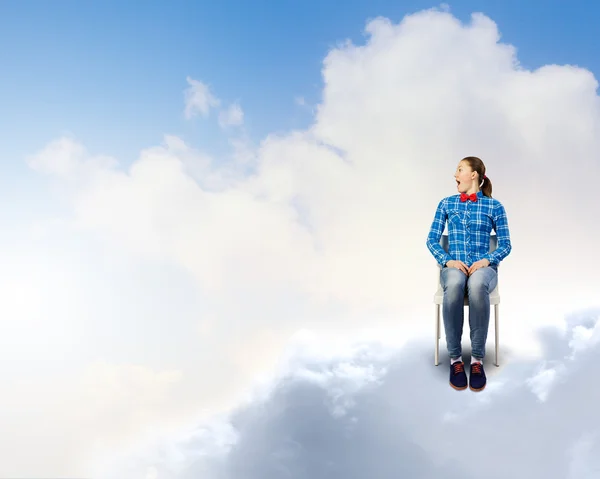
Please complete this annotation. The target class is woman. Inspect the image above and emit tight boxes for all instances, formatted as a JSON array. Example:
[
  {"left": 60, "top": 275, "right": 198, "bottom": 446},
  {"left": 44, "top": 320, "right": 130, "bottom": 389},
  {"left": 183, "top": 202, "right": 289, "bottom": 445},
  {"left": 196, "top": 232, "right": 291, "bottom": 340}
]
[{"left": 426, "top": 156, "right": 512, "bottom": 392}]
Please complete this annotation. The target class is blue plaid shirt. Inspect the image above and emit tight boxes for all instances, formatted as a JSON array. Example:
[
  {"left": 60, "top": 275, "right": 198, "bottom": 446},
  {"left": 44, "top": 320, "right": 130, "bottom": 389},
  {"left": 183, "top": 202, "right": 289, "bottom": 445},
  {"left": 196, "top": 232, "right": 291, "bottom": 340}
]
[{"left": 426, "top": 191, "right": 512, "bottom": 267}]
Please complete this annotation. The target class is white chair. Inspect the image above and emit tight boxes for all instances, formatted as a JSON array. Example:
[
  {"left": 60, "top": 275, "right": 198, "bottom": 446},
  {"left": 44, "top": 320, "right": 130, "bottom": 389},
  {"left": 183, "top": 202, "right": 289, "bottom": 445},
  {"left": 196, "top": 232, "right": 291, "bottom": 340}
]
[{"left": 434, "top": 234, "right": 500, "bottom": 367}]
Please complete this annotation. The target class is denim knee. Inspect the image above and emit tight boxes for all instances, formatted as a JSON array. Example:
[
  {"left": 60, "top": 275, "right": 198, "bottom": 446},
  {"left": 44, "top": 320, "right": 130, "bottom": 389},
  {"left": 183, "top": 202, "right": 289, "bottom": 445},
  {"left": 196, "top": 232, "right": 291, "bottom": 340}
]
[
  {"left": 441, "top": 268, "right": 467, "bottom": 296},
  {"left": 467, "top": 268, "right": 497, "bottom": 296}
]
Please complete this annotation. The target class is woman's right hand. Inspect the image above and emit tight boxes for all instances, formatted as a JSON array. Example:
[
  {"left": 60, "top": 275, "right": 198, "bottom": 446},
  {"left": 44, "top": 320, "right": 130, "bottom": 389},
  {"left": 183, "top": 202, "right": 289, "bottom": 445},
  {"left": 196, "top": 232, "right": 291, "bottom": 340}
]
[{"left": 446, "top": 260, "right": 468, "bottom": 275}]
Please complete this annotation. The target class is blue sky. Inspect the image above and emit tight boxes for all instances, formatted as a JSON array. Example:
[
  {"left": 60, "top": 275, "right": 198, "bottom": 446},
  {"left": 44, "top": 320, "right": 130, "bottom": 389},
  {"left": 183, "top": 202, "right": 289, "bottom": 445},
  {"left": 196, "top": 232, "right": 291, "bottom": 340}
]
[{"left": 1, "top": 0, "right": 598, "bottom": 168}]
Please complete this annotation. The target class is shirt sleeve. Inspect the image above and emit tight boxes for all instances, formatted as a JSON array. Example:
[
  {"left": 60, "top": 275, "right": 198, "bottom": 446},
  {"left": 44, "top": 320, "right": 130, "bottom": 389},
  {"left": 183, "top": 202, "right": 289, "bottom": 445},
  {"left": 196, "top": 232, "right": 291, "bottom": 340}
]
[
  {"left": 426, "top": 198, "right": 453, "bottom": 266},
  {"left": 485, "top": 201, "right": 512, "bottom": 265}
]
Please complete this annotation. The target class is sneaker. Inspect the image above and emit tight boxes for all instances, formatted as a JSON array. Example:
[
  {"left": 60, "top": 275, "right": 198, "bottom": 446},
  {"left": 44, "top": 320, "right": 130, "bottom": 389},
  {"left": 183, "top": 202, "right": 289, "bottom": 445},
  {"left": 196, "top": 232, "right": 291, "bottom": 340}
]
[
  {"left": 449, "top": 361, "right": 467, "bottom": 390},
  {"left": 469, "top": 362, "right": 486, "bottom": 391}
]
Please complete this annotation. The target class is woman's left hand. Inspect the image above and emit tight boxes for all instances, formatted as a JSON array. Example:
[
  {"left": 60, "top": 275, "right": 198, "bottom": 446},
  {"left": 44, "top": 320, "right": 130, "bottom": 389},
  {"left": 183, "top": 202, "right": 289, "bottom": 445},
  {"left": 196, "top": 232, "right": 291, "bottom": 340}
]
[{"left": 468, "top": 259, "right": 490, "bottom": 275}]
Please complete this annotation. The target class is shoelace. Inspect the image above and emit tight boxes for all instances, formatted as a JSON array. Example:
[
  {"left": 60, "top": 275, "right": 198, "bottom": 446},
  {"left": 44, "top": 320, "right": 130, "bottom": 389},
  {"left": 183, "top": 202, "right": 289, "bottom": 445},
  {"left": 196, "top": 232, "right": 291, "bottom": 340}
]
[
  {"left": 471, "top": 363, "right": 482, "bottom": 374},
  {"left": 452, "top": 362, "right": 464, "bottom": 374}
]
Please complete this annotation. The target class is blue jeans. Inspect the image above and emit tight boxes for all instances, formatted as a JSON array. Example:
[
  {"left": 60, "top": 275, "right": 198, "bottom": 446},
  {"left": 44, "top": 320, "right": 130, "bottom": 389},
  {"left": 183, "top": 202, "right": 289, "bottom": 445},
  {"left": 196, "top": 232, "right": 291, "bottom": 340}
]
[{"left": 440, "top": 265, "right": 498, "bottom": 360}]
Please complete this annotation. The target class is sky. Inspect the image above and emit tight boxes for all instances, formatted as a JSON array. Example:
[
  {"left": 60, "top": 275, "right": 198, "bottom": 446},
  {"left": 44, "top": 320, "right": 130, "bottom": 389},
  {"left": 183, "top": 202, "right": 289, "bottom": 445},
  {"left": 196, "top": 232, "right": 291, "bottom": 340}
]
[{"left": 1, "top": 1, "right": 600, "bottom": 477}]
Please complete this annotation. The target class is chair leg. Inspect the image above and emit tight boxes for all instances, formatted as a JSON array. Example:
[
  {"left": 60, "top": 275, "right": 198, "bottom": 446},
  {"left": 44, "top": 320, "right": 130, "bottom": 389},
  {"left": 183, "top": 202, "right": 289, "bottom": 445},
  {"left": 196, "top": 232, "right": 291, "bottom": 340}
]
[
  {"left": 494, "top": 304, "right": 499, "bottom": 367},
  {"left": 435, "top": 304, "right": 440, "bottom": 366}
]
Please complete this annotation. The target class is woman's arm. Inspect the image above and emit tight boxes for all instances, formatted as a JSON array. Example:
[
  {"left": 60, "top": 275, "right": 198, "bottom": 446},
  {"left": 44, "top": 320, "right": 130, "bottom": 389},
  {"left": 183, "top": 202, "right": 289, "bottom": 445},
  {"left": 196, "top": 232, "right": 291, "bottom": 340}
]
[
  {"left": 485, "top": 201, "right": 512, "bottom": 265},
  {"left": 426, "top": 199, "right": 452, "bottom": 266}
]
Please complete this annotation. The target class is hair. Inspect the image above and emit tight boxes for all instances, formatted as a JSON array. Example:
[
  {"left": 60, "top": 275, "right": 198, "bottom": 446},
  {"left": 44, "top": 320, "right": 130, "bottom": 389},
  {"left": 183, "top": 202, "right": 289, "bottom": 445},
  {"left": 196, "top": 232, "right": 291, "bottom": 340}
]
[{"left": 461, "top": 156, "right": 492, "bottom": 198}]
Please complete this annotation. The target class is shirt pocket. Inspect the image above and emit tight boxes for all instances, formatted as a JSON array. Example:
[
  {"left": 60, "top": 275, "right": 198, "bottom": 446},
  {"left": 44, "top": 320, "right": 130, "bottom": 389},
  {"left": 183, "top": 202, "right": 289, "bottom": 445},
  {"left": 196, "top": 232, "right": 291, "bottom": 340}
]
[
  {"left": 470, "top": 211, "right": 493, "bottom": 233},
  {"left": 448, "top": 209, "right": 463, "bottom": 226}
]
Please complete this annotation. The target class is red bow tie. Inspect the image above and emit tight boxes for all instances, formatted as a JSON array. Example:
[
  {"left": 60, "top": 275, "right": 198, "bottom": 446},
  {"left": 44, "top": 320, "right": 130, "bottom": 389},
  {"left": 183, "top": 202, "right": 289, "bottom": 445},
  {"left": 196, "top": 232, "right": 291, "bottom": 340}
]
[{"left": 460, "top": 193, "right": 478, "bottom": 202}]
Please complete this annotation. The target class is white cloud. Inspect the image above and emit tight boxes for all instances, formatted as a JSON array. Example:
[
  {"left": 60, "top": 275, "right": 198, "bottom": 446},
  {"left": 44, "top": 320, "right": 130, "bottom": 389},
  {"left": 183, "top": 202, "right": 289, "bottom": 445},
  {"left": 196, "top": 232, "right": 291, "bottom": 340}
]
[
  {"left": 10, "top": 6, "right": 600, "bottom": 476},
  {"left": 32, "top": 9, "right": 600, "bottom": 331},
  {"left": 0, "top": 359, "right": 187, "bottom": 478},
  {"left": 218, "top": 102, "right": 244, "bottom": 128},
  {"left": 94, "top": 308, "right": 600, "bottom": 479},
  {"left": 568, "top": 433, "right": 600, "bottom": 479},
  {"left": 26, "top": 135, "right": 117, "bottom": 181},
  {"left": 183, "top": 76, "right": 220, "bottom": 118},
  {"left": 526, "top": 363, "right": 562, "bottom": 402},
  {"left": 569, "top": 321, "right": 600, "bottom": 356}
]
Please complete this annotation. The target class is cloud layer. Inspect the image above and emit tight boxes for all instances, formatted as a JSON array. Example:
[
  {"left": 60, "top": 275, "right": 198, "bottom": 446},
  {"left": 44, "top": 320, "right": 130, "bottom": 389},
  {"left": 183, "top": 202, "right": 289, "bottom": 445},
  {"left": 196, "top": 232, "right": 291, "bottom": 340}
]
[
  {"left": 96, "top": 307, "right": 600, "bottom": 479},
  {"left": 7, "top": 7, "right": 600, "bottom": 476}
]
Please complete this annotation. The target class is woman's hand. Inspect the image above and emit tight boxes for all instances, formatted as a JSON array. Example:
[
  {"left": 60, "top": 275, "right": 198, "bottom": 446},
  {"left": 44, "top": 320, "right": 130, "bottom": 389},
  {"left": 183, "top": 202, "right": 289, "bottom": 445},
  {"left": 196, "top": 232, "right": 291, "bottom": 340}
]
[
  {"left": 468, "top": 259, "right": 490, "bottom": 275},
  {"left": 446, "top": 260, "right": 468, "bottom": 275}
]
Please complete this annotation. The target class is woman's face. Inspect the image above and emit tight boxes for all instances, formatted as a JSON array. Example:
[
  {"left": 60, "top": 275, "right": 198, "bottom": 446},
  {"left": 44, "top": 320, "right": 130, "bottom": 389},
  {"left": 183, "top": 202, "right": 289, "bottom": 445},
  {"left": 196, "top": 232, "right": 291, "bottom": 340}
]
[{"left": 454, "top": 161, "right": 476, "bottom": 193}]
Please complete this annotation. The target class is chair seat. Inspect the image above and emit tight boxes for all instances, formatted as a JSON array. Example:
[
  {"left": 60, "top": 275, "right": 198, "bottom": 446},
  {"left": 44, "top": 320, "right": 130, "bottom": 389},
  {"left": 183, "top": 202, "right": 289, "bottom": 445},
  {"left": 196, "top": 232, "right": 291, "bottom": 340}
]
[{"left": 434, "top": 285, "right": 500, "bottom": 305}]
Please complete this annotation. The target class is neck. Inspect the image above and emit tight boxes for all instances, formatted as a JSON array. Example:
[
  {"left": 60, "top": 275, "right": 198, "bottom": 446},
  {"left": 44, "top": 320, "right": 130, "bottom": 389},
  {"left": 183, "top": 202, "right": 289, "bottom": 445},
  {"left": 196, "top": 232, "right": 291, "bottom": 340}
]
[{"left": 465, "top": 185, "right": 480, "bottom": 195}]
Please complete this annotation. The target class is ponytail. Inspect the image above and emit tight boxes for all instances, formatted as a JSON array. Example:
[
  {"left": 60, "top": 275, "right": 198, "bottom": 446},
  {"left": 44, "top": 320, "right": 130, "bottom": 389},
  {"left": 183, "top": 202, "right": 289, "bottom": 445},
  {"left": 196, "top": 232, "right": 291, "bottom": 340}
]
[{"left": 481, "top": 174, "right": 493, "bottom": 198}]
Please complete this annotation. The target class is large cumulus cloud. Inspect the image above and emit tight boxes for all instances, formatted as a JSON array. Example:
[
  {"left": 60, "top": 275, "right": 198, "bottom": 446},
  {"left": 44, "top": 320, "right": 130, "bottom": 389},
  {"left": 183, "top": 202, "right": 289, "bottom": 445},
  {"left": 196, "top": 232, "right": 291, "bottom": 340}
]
[{"left": 29, "top": 9, "right": 600, "bottom": 324}]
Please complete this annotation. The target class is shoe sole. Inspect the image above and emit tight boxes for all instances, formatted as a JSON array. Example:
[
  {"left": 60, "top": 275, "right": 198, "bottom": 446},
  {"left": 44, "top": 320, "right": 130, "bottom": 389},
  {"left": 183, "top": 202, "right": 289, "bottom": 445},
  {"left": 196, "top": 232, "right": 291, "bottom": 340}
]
[
  {"left": 469, "top": 383, "right": 486, "bottom": 392},
  {"left": 450, "top": 381, "right": 467, "bottom": 391}
]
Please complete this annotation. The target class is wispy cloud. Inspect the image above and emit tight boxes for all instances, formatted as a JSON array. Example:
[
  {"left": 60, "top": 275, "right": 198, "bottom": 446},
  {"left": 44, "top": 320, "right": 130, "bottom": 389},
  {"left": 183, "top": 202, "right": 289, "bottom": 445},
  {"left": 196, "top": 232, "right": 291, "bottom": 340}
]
[
  {"left": 218, "top": 102, "right": 244, "bottom": 128},
  {"left": 183, "top": 76, "right": 220, "bottom": 119}
]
